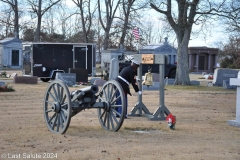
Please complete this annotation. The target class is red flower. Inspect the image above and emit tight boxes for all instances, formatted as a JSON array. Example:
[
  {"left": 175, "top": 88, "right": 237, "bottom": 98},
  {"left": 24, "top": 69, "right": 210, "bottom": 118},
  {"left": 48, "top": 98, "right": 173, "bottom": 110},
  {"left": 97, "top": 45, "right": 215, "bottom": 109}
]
[{"left": 166, "top": 114, "right": 176, "bottom": 125}]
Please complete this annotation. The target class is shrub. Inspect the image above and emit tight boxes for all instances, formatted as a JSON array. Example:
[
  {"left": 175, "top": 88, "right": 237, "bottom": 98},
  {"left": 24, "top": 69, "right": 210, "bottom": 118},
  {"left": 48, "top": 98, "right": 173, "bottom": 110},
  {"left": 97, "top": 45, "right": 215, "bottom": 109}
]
[
  {"left": 1, "top": 71, "right": 7, "bottom": 78},
  {"left": 0, "top": 84, "right": 15, "bottom": 92}
]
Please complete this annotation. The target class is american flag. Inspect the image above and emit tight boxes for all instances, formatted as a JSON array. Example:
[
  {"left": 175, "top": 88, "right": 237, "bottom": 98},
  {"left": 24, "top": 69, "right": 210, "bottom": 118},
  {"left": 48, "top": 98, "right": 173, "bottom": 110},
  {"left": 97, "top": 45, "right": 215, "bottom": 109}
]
[{"left": 132, "top": 27, "right": 140, "bottom": 40}]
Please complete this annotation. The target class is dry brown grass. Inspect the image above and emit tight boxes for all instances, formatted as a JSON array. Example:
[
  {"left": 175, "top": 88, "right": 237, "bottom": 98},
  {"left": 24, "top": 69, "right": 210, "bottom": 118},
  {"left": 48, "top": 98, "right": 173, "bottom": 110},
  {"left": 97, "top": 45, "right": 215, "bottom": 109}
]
[{"left": 0, "top": 79, "right": 240, "bottom": 160}]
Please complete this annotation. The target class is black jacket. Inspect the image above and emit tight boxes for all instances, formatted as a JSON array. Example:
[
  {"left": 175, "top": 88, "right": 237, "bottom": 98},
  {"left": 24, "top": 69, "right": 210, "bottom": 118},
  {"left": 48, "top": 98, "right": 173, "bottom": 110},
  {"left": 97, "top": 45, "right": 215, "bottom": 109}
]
[{"left": 115, "top": 66, "right": 139, "bottom": 96}]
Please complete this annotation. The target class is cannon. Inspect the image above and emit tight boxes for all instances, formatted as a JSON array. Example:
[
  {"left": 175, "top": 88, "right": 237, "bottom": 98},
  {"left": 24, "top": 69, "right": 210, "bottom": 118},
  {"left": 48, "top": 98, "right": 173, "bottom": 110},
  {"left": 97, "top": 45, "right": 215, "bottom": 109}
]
[{"left": 43, "top": 80, "right": 126, "bottom": 134}]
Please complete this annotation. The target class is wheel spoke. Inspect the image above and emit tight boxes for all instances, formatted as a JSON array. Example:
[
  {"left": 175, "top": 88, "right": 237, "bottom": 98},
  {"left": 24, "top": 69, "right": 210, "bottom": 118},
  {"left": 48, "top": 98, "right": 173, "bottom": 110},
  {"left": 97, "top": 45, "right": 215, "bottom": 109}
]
[
  {"left": 52, "top": 84, "right": 59, "bottom": 102},
  {"left": 57, "top": 113, "right": 60, "bottom": 132},
  {"left": 106, "top": 112, "right": 110, "bottom": 129},
  {"left": 59, "top": 112, "right": 64, "bottom": 129},
  {"left": 100, "top": 109, "right": 106, "bottom": 119},
  {"left": 98, "top": 96, "right": 104, "bottom": 102},
  {"left": 52, "top": 114, "right": 58, "bottom": 130},
  {"left": 111, "top": 95, "right": 121, "bottom": 105},
  {"left": 109, "top": 86, "right": 117, "bottom": 103},
  {"left": 102, "top": 88, "right": 108, "bottom": 101},
  {"left": 109, "top": 112, "right": 115, "bottom": 129},
  {"left": 48, "top": 91, "right": 57, "bottom": 102},
  {"left": 103, "top": 112, "right": 107, "bottom": 127},
  {"left": 61, "top": 108, "right": 68, "bottom": 115},
  {"left": 111, "top": 104, "right": 122, "bottom": 107},
  {"left": 46, "top": 100, "right": 54, "bottom": 105},
  {"left": 112, "top": 113, "right": 118, "bottom": 124},
  {"left": 45, "top": 109, "right": 53, "bottom": 113},
  {"left": 108, "top": 84, "right": 114, "bottom": 101},
  {"left": 57, "top": 84, "right": 61, "bottom": 101},
  {"left": 60, "top": 111, "right": 66, "bottom": 123},
  {"left": 48, "top": 112, "right": 56, "bottom": 123}
]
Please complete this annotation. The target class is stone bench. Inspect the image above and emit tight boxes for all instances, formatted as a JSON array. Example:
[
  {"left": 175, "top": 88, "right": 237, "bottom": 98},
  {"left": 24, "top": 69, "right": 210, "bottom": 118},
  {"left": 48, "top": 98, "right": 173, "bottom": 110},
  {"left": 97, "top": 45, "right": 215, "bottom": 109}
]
[{"left": 14, "top": 76, "right": 38, "bottom": 84}]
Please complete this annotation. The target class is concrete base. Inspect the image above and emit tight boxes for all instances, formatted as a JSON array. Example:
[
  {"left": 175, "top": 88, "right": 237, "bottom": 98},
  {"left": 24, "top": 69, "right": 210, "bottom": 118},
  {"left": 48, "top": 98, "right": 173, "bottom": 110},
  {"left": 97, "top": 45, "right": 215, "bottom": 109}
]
[{"left": 228, "top": 120, "right": 240, "bottom": 127}]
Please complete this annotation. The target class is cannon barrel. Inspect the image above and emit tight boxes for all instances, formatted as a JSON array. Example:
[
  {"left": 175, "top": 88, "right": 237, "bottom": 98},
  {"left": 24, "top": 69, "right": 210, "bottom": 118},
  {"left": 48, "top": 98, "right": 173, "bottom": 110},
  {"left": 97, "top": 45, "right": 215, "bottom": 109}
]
[
  {"left": 80, "top": 85, "right": 99, "bottom": 94},
  {"left": 71, "top": 85, "right": 99, "bottom": 102}
]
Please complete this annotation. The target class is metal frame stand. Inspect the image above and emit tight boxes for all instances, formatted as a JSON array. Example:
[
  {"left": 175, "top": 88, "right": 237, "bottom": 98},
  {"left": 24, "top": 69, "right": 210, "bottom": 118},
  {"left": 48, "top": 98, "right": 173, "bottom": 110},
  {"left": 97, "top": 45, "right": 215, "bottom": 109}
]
[
  {"left": 129, "top": 54, "right": 171, "bottom": 120},
  {"left": 148, "top": 64, "right": 170, "bottom": 121},
  {"left": 128, "top": 64, "right": 151, "bottom": 117}
]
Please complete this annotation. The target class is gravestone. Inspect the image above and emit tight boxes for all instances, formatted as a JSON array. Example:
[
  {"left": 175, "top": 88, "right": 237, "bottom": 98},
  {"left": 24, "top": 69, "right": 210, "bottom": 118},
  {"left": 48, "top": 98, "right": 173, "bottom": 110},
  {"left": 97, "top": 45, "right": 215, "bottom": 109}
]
[
  {"left": 10, "top": 73, "right": 17, "bottom": 78},
  {"left": 93, "top": 79, "right": 106, "bottom": 86},
  {"left": 213, "top": 68, "right": 240, "bottom": 86},
  {"left": 69, "top": 68, "right": 88, "bottom": 83},
  {"left": 0, "top": 81, "right": 5, "bottom": 87},
  {"left": 190, "top": 80, "right": 200, "bottom": 85},
  {"left": 14, "top": 76, "right": 38, "bottom": 84},
  {"left": 229, "top": 72, "right": 240, "bottom": 127},
  {"left": 90, "top": 77, "right": 101, "bottom": 85},
  {"left": 223, "top": 80, "right": 237, "bottom": 89},
  {"left": 152, "top": 73, "right": 160, "bottom": 82},
  {"left": 109, "top": 58, "right": 119, "bottom": 80},
  {"left": 165, "top": 78, "right": 175, "bottom": 85},
  {"left": 142, "top": 82, "right": 160, "bottom": 90},
  {"left": 56, "top": 73, "right": 76, "bottom": 86}
]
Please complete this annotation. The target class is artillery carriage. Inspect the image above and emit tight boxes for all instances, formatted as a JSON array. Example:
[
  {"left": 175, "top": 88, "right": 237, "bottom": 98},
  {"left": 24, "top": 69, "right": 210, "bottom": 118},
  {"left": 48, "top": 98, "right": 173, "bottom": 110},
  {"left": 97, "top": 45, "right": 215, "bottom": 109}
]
[{"left": 43, "top": 80, "right": 126, "bottom": 134}]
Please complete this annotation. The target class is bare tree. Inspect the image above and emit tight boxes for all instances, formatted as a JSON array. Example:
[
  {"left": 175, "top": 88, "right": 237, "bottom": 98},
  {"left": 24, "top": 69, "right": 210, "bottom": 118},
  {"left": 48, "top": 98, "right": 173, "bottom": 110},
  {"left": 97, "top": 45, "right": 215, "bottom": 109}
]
[
  {"left": 27, "top": 0, "right": 61, "bottom": 42},
  {"left": 72, "top": 0, "right": 97, "bottom": 43},
  {"left": 118, "top": 0, "right": 149, "bottom": 46},
  {"left": 98, "top": 0, "right": 121, "bottom": 50},
  {"left": 0, "top": 5, "right": 13, "bottom": 38},
  {"left": 0, "top": 0, "right": 19, "bottom": 38},
  {"left": 150, "top": 0, "right": 240, "bottom": 85},
  {"left": 225, "top": 0, "right": 240, "bottom": 35}
]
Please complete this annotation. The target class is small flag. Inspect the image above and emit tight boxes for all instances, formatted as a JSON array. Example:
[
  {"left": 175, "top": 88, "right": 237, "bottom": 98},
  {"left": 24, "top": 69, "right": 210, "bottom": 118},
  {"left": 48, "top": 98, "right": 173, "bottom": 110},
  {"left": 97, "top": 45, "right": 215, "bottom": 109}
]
[{"left": 132, "top": 27, "right": 140, "bottom": 40}]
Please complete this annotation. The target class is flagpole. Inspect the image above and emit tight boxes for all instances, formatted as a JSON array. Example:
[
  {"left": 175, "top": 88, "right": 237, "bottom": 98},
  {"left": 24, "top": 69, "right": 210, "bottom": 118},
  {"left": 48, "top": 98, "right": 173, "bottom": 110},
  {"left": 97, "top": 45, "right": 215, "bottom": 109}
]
[{"left": 137, "top": 40, "right": 139, "bottom": 52}]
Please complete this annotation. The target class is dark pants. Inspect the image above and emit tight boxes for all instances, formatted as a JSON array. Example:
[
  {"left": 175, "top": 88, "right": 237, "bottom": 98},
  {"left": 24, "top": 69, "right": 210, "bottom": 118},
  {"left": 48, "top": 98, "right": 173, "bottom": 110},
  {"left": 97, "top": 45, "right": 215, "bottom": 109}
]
[{"left": 116, "top": 91, "right": 128, "bottom": 117}]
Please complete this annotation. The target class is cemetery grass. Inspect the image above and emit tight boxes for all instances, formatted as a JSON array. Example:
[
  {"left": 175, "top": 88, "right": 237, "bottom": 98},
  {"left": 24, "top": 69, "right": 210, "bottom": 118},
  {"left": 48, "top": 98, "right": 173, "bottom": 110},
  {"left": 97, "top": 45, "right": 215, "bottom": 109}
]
[{"left": 0, "top": 81, "right": 240, "bottom": 160}]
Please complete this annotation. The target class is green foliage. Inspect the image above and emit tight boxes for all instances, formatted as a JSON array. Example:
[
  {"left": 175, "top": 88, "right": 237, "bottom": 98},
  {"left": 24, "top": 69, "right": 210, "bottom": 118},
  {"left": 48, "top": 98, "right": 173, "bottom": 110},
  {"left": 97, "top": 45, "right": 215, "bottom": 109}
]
[
  {"left": 1, "top": 71, "right": 7, "bottom": 78},
  {"left": 219, "top": 37, "right": 240, "bottom": 69},
  {"left": 0, "top": 84, "right": 15, "bottom": 92},
  {"left": 220, "top": 56, "right": 235, "bottom": 68}
]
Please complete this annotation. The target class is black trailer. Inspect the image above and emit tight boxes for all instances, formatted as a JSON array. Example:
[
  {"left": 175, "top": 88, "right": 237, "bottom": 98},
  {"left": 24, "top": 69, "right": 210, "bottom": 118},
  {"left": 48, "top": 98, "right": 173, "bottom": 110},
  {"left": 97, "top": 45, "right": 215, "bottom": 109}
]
[{"left": 23, "top": 43, "right": 96, "bottom": 82}]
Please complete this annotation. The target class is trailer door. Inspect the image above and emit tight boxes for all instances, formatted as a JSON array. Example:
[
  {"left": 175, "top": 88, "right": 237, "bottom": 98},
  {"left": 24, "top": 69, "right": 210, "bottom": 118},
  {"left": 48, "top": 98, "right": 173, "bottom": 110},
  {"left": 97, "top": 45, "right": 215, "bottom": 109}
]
[{"left": 73, "top": 46, "right": 87, "bottom": 69}]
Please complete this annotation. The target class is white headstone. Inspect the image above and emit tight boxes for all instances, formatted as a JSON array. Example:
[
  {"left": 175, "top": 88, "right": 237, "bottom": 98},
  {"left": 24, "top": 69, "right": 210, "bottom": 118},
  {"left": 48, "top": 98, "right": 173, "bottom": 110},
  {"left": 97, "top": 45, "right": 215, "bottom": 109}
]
[
  {"left": 229, "top": 73, "right": 240, "bottom": 127},
  {"left": 109, "top": 57, "right": 119, "bottom": 80}
]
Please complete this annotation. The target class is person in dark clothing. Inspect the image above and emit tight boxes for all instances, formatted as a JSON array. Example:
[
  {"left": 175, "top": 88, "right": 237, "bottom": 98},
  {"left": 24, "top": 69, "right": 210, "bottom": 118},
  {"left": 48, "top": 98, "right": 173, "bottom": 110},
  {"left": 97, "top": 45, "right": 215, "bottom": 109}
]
[{"left": 115, "top": 60, "right": 142, "bottom": 118}]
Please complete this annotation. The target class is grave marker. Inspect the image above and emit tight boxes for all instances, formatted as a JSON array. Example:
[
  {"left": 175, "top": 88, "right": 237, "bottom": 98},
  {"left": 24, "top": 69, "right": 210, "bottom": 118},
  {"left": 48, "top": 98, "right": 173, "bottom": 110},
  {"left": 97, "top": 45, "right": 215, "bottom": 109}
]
[{"left": 56, "top": 73, "right": 76, "bottom": 86}]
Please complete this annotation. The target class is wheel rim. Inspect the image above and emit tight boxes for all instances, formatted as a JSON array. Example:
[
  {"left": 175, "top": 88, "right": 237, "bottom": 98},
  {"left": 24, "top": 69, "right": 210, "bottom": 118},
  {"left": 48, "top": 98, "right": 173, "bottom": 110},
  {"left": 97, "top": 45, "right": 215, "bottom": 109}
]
[
  {"left": 97, "top": 80, "right": 126, "bottom": 132},
  {"left": 43, "top": 80, "right": 72, "bottom": 134}
]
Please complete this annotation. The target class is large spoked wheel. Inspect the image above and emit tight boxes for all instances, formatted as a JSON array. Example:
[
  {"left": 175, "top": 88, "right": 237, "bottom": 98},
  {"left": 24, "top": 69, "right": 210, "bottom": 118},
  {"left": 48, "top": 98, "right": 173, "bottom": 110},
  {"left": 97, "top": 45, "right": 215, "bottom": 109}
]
[
  {"left": 97, "top": 80, "right": 126, "bottom": 132},
  {"left": 43, "top": 80, "right": 72, "bottom": 134}
]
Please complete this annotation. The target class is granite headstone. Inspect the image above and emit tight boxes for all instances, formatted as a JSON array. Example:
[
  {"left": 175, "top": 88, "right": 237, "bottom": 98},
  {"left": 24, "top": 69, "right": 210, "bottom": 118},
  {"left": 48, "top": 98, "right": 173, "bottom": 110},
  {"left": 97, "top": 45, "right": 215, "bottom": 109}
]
[
  {"left": 213, "top": 68, "right": 240, "bottom": 86},
  {"left": 93, "top": 79, "right": 106, "bottom": 86},
  {"left": 0, "top": 81, "right": 5, "bottom": 87},
  {"left": 56, "top": 73, "right": 76, "bottom": 86},
  {"left": 90, "top": 77, "right": 101, "bottom": 85},
  {"left": 109, "top": 57, "right": 119, "bottom": 80}
]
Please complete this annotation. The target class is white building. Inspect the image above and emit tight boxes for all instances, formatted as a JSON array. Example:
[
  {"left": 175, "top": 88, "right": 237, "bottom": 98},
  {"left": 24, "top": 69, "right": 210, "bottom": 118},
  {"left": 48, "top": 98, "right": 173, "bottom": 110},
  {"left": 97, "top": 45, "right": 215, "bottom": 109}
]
[{"left": 0, "top": 37, "right": 22, "bottom": 68}]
